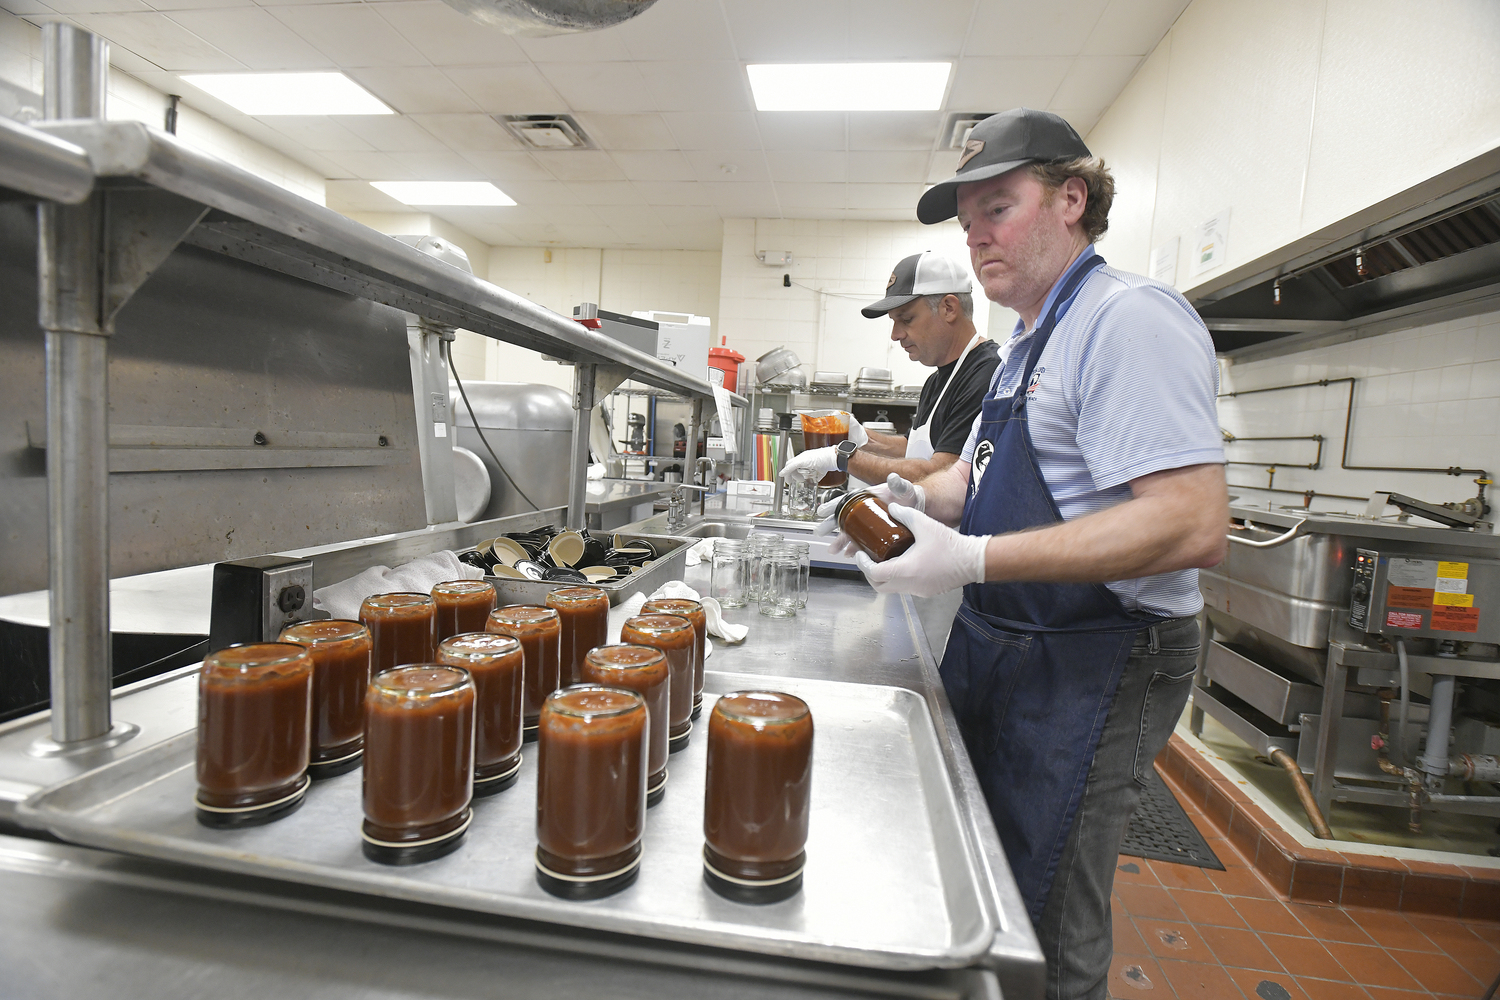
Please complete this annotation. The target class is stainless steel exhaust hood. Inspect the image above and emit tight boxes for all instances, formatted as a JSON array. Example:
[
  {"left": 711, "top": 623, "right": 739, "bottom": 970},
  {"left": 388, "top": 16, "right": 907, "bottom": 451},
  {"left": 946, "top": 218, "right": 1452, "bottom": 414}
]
[
  {"left": 439, "top": 0, "right": 656, "bottom": 35},
  {"left": 1190, "top": 150, "right": 1500, "bottom": 362}
]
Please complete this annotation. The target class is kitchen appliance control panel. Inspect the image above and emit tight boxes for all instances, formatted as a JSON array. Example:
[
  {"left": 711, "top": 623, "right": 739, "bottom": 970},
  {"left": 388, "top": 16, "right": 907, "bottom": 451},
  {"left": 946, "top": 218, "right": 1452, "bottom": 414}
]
[{"left": 1348, "top": 548, "right": 1500, "bottom": 643}]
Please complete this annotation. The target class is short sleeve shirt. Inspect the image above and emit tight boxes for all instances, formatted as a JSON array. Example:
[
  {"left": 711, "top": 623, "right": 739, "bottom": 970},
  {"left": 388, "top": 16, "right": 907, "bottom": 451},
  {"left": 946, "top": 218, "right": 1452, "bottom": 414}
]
[
  {"left": 959, "top": 246, "right": 1224, "bottom": 617},
  {"left": 912, "top": 338, "right": 1001, "bottom": 456}
]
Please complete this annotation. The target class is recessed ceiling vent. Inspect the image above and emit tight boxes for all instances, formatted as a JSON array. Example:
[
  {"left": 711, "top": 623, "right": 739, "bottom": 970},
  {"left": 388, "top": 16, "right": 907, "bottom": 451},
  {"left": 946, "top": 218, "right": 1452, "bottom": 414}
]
[
  {"left": 441, "top": 0, "right": 655, "bottom": 35},
  {"left": 496, "top": 114, "right": 594, "bottom": 150},
  {"left": 943, "top": 112, "right": 995, "bottom": 150}
]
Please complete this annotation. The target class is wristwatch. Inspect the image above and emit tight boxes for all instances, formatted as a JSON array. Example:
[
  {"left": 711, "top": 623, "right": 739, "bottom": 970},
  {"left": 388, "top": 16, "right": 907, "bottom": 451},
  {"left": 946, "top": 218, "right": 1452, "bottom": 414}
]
[{"left": 835, "top": 439, "right": 859, "bottom": 473}]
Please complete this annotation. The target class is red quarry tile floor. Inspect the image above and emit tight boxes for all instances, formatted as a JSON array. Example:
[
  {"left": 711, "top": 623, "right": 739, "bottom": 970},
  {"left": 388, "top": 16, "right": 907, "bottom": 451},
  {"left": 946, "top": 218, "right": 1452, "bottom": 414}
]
[{"left": 1108, "top": 771, "right": 1500, "bottom": 999}]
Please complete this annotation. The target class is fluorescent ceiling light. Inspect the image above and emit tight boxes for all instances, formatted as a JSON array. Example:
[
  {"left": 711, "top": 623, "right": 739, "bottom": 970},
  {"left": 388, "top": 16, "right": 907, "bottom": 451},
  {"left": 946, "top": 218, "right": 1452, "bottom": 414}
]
[
  {"left": 371, "top": 181, "right": 516, "bottom": 206},
  {"left": 747, "top": 63, "right": 950, "bottom": 111},
  {"left": 179, "top": 72, "right": 393, "bottom": 116}
]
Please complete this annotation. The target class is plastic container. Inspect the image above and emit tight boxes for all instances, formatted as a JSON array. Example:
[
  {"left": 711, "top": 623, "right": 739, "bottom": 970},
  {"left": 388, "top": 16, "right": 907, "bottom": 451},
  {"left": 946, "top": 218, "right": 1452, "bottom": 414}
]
[
  {"left": 278, "top": 619, "right": 372, "bottom": 779},
  {"left": 708, "top": 345, "right": 745, "bottom": 392}
]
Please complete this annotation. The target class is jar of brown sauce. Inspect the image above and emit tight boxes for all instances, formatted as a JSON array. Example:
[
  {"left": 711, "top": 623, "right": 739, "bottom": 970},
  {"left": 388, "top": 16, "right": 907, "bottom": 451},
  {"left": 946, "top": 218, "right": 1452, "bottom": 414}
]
[
  {"left": 486, "top": 605, "right": 561, "bottom": 741},
  {"left": 619, "top": 614, "right": 695, "bottom": 752},
  {"left": 196, "top": 642, "right": 313, "bottom": 828},
  {"left": 546, "top": 586, "right": 609, "bottom": 687},
  {"left": 579, "top": 645, "right": 669, "bottom": 806},
  {"left": 535, "top": 685, "right": 648, "bottom": 899},
  {"left": 432, "top": 579, "right": 496, "bottom": 644},
  {"left": 359, "top": 592, "right": 436, "bottom": 673},
  {"left": 362, "top": 664, "right": 475, "bottom": 865},
  {"left": 437, "top": 632, "right": 523, "bottom": 795},
  {"left": 703, "top": 691, "right": 814, "bottom": 903},
  {"left": 279, "top": 619, "right": 372, "bottom": 779},
  {"left": 640, "top": 598, "right": 706, "bottom": 720},
  {"left": 836, "top": 490, "right": 916, "bottom": 562}
]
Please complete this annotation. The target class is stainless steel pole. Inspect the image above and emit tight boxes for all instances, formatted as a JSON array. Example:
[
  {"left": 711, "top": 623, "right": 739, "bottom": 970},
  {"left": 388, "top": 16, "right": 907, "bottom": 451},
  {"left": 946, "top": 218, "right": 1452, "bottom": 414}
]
[
  {"left": 565, "top": 364, "right": 597, "bottom": 530},
  {"left": 37, "top": 24, "right": 121, "bottom": 749}
]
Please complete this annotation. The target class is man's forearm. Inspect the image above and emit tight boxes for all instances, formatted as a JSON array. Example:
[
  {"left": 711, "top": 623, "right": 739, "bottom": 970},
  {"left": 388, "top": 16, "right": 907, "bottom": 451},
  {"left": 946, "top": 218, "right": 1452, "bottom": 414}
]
[
  {"left": 859, "top": 428, "right": 908, "bottom": 458},
  {"left": 849, "top": 450, "right": 958, "bottom": 491},
  {"left": 917, "top": 460, "right": 972, "bottom": 526}
]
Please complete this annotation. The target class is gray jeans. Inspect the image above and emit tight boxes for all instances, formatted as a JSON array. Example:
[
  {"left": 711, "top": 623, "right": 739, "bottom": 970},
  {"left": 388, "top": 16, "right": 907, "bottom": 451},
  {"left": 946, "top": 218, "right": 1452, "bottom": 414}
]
[{"left": 1035, "top": 614, "right": 1200, "bottom": 1000}]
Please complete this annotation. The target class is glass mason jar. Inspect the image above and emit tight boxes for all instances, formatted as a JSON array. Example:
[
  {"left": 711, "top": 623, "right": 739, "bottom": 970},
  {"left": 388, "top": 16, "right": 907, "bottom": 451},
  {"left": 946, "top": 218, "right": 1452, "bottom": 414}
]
[
  {"left": 758, "top": 548, "right": 799, "bottom": 619},
  {"left": 437, "top": 632, "right": 524, "bottom": 795},
  {"left": 278, "top": 619, "right": 372, "bottom": 778},
  {"left": 431, "top": 579, "right": 497, "bottom": 644},
  {"left": 745, "top": 532, "right": 783, "bottom": 603},
  {"left": 545, "top": 586, "right": 610, "bottom": 688},
  {"left": 196, "top": 642, "right": 313, "bottom": 828},
  {"left": 579, "top": 645, "right": 670, "bottom": 805},
  {"left": 782, "top": 541, "right": 812, "bottom": 609},
  {"left": 835, "top": 490, "right": 916, "bottom": 562},
  {"left": 359, "top": 592, "right": 436, "bottom": 674},
  {"left": 710, "top": 539, "right": 747, "bottom": 608},
  {"left": 486, "top": 604, "right": 562, "bottom": 741},
  {"left": 619, "top": 614, "right": 696, "bottom": 752},
  {"left": 640, "top": 597, "right": 706, "bottom": 721},
  {"left": 786, "top": 470, "right": 819, "bottom": 520},
  {"left": 362, "top": 664, "right": 475, "bottom": 864},
  {"left": 535, "top": 685, "right": 648, "bottom": 899},
  {"left": 703, "top": 691, "right": 814, "bottom": 902}
]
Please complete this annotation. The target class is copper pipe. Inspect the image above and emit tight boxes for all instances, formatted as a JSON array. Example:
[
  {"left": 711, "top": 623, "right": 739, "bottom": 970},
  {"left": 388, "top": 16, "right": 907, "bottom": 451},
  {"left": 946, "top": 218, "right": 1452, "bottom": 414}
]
[{"left": 1268, "top": 747, "right": 1334, "bottom": 840}]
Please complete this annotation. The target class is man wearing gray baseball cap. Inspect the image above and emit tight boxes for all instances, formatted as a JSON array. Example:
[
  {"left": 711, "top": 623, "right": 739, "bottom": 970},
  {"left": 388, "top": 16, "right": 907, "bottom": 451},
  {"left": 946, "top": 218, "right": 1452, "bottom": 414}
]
[
  {"left": 827, "top": 108, "right": 1228, "bottom": 1000},
  {"left": 779, "top": 250, "right": 1000, "bottom": 487}
]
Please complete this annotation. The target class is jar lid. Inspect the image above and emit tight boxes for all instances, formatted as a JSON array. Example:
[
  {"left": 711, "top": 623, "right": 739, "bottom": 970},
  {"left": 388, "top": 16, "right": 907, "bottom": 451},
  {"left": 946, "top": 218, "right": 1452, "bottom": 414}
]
[{"left": 279, "top": 619, "right": 367, "bottom": 645}]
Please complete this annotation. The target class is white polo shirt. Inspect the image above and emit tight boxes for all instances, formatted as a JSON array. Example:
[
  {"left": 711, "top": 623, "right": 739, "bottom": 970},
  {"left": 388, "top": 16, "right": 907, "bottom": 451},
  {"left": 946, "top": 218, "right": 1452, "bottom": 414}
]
[{"left": 960, "top": 246, "right": 1224, "bottom": 618}]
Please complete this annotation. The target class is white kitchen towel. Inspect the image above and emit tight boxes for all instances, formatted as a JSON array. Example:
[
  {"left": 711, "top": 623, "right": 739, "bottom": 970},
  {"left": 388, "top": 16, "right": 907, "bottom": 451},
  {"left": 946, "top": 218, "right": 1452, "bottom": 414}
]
[
  {"left": 313, "top": 551, "right": 483, "bottom": 621},
  {"left": 683, "top": 537, "right": 716, "bottom": 567},
  {"left": 644, "top": 581, "right": 748, "bottom": 645}
]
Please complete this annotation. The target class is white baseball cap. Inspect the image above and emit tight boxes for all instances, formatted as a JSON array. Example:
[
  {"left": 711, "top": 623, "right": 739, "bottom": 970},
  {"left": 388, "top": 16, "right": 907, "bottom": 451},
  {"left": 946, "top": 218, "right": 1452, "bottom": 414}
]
[{"left": 862, "top": 251, "right": 973, "bottom": 318}]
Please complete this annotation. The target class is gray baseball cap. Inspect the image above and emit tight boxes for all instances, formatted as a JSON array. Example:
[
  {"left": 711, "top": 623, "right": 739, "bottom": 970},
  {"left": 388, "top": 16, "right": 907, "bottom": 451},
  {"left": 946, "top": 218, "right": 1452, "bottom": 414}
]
[
  {"left": 917, "top": 108, "right": 1091, "bottom": 225},
  {"left": 861, "top": 252, "right": 972, "bottom": 318}
]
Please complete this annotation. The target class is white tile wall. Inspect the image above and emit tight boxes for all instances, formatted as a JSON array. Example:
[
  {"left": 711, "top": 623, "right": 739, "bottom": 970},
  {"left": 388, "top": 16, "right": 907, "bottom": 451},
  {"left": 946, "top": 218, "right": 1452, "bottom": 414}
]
[
  {"left": 717, "top": 218, "right": 1020, "bottom": 388},
  {"left": 1220, "top": 310, "right": 1500, "bottom": 516}
]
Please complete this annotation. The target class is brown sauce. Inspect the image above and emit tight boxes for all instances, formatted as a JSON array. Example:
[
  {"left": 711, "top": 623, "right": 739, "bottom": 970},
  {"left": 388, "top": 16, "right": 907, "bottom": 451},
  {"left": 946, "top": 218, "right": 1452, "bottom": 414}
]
[
  {"left": 800, "top": 413, "right": 849, "bottom": 487},
  {"left": 278, "top": 619, "right": 371, "bottom": 763},
  {"left": 536, "top": 686, "right": 647, "bottom": 877},
  {"left": 546, "top": 587, "right": 610, "bottom": 687},
  {"left": 432, "top": 580, "right": 496, "bottom": 644},
  {"left": 640, "top": 598, "right": 706, "bottom": 712},
  {"left": 486, "top": 605, "right": 561, "bottom": 731},
  {"left": 360, "top": 593, "right": 435, "bottom": 673},
  {"left": 703, "top": 691, "right": 813, "bottom": 881},
  {"left": 196, "top": 643, "right": 313, "bottom": 809},
  {"left": 836, "top": 490, "right": 915, "bottom": 562},
  {"left": 437, "top": 633, "right": 523, "bottom": 778},
  {"left": 619, "top": 614, "right": 694, "bottom": 740},
  {"left": 362, "top": 665, "right": 475, "bottom": 843},
  {"left": 578, "top": 645, "right": 669, "bottom": 791}
]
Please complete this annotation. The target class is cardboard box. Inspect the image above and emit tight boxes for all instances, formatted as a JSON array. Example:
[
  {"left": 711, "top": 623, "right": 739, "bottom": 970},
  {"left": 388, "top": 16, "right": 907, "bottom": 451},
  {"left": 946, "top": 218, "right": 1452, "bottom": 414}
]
[{"left": 633, "top": 311, "right": 710, "bottom": 382}]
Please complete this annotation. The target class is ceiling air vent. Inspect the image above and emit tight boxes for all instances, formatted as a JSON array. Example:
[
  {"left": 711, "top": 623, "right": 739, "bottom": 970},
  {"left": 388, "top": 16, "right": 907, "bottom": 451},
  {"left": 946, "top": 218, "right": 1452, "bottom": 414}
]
[
  {"left": 496, "top": 114, "right": 594, "bottom": 150},
  {"left": 943, "top": 112, "right": 995, "bottom": 150}
]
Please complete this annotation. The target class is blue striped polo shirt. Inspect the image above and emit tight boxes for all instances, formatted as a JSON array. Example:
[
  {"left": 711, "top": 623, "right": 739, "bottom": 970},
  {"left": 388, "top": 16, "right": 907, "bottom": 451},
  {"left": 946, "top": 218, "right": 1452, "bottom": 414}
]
[{"left": 960, "top": 246, "right": 1224, "bottom": 617}]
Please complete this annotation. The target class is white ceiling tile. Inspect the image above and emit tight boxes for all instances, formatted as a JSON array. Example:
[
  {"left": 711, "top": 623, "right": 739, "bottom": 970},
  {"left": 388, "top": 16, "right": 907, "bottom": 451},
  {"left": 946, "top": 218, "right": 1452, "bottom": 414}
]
[
  {"left": 511, "top": 25, "right": 625, "bottom": 63},
  {"left": 268, "top": 4, "right": 426, "bottom": 68},
  {"left": 324, "top": 178, "right": 406, "bottom": 210},
  {"left": 503, "top": 204, "right": 604, "bottom": 227},
  {"left": 73, "top": 12, "right": 240, "bottom": 70},
  {"left": 165, "top": 7, "right": 331, "bottom": 69},
  {"left": 756, "top": 112, "right": 848, "bottom": 152},
  {"left": 701, "top": 181, "right": 780, "bottom": 215},
  {"left": 845, "top": 0, "right": 972, "bottom": 59},
  {"left": 611, "top": 150, "right": 695, "bottom": 182},
  {"left": 387, "top": 149, "right": 487, "bottom": 179},
  {"left": 845, "top": 183, "right": 920, "bottom": 212},
  {"left": 947, "top": 57, "right": 1074, "bottom": 109},
  {"left": 411, "top": 113, "right": 518, "bottom": 151},
  {"left": 615, "top": 0, "right": 735, "bottom": 61},
  {"left": 1050, "top": 107, "right": 1103, "bottom": 137},
  {"left": 260, "top": 115, "right": 374, "bottom": 151},
  {"left": 1048, "top": 55, "right": 1141, "bottom": 109},
  {"left": 46, "top": 0, "right": 150, "bottom": 12},
  {"left": 458, "top": 150, "right": 553, "bottom": 182},
  {"left": 5, "top": 0, "right": 59, "bottom": 14},
  {"left": 682, "top": 148, "right": 767, "bottom": 184},
  {"left": 347, "top": 67, "right": 479, "bottom": 114},
  {"left": 653, "top": 204, "right": 721, "bottom": 224},
  {"left": 847, "top": 112, "right": 941, "bottom": 151},
  {"left": 282, "top": 148, "right": 348, "bottom": 177},
  {"left": 722, "top": 0, "right": 852, "bottom": 61},
  {"left": 571, "top": 113, "right": 677, "bottom": 151},
  {"left": 661, "top": 111, "right": 760, "bottom": 150},
  {"left": 634, "top": 180, "right": 712, "bottom": 206},
  {"left": 591, "top": 204, "right": 664, "bottom": 230},
  {"left": 765, "top": 150, "right": 847, "bottom": 183},
  {"left": 535, "top": 60, "right": 654, "bottom": 114},
  {"left": 776, "top": 182, "right": 845, "bottom": 210},
  {"left": 138, "top": 0, "right": 244, "bottom": 10},
  {"left": 319, "top": 150, "right": 420, "bottom": 179},
  {"left": 564, "top": 180, "right": 645, "bottom": 206},
  {"left": 927, "top": 154, "right": 960, "bottom": 183},
  {"left": 458, "top": 222, "right": 521, "bottom": 245},
  {"left": 964, "top": 0, "right": 1111, "bottom": 56},
  {"left": 442, "top": 65, "right": 563, "bottom": 113},
  {"left": 846, "top": 150, "right": 928, "bottom": 183},
  {"left": 371, "top": 1, "right": 529, "bottom": 66},
  {"left": 639, "top": 60, "right": 752, "bottom": 113},
  {"left": 1081, "top": 0, "right": 1188, "bottom": 56},
  {"left": 532, "top": 149, "right": 626, "bottom": 182},
  {"left": 332, "top": 113, "right": 448, "bottom": 152},
  {"left": 494, "top": 179, "right": 573, "bottom": 205},
  {"left": 662, "top": 222, "right": 723, "bottom": 251},
  {"left": 106, "top": 45, "right": 159, "bottom": 74}
]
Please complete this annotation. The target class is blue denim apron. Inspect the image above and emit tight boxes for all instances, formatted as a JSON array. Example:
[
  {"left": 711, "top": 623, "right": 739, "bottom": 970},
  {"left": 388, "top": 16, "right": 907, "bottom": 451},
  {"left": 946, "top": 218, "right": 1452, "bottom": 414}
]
[{"left": 938, "top": 253, "right": 1166, "bottom": 926}]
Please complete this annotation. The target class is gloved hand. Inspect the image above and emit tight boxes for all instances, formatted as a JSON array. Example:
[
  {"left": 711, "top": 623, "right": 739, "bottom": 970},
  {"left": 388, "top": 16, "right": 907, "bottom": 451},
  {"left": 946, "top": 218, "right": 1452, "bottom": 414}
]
[
  {"left": 855, "top": 504, "right": 989, "bottom": 598},
  {"left": 844, "top": 413, "right": 868, "bottom": 447},
  {"left": 778, "top": 446, "right": 839, "bottom": 482},
  {"left": 813, "top": 473, "right": 927, "bottom": 557}
]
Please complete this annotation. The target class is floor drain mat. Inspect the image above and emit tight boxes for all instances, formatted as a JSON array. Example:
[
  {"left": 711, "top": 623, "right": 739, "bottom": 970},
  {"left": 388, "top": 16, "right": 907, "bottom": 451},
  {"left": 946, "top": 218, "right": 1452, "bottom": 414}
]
[{"left": 1119, "top": 766, "right": 1224, "bottom": 870}]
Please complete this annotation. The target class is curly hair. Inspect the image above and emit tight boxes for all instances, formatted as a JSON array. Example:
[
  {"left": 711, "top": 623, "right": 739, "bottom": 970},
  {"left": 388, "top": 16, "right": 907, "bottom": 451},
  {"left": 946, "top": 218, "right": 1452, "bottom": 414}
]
[{"left": 1028, "top": 156, "right": 1115, "bottom": 243}]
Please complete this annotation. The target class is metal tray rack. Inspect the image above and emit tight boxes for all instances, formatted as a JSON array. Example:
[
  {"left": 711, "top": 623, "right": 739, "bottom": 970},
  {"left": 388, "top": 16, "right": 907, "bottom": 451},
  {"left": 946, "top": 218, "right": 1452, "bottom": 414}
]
[
  {"left": 485, "top": 531, "right": 693, "bottom": 607},
  {"left": 19, "top": 672, "right": 996, "bottom": 971}
]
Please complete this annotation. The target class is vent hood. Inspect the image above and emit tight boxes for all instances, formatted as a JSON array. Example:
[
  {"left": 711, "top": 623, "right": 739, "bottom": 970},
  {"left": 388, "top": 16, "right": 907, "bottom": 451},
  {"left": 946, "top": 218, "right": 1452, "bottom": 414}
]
[{"left": 1189, "top": 150, "right": 1500, "bottom": 362}]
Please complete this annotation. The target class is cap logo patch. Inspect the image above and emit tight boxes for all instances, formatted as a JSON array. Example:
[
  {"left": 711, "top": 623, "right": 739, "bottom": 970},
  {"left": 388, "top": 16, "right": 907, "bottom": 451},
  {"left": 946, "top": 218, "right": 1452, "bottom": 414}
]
[
  {"left": 958, "top": 138, "right": 985, "bottom": 169},
  {"left": 886, "top": 271, "right": 898, "bottom": 289}
]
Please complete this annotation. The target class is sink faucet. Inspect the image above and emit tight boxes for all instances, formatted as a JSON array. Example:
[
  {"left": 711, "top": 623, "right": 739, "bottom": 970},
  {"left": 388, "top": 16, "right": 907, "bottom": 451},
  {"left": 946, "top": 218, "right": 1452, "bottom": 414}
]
[
  {"left": 666, "top": 483, "right": 712, "bottom": 532},
  {"left": 695, "top": 457, "right": 716, "bottom": 514}
]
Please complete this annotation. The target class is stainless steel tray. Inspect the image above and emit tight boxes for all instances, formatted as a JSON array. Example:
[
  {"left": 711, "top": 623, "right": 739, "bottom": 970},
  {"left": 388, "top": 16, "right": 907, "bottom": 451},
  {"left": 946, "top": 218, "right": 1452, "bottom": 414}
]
[
  {"left": 20, "top": 672, "right": 995, "bottom": 971},
  {"left": 486, "top": 531, "right": 692, "bottom": 607}
]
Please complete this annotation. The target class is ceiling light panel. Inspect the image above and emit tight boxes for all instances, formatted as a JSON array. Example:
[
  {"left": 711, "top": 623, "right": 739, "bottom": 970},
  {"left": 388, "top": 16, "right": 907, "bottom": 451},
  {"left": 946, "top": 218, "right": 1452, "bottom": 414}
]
[
  {"left": 181, "top": 73, "right": 393, "bottom": 116},
  {"left": 747, "top": 63, "right": 950, "bottom": 112},
  {"left": 371, "top": 181, "right": 516, "bottom": 206}
]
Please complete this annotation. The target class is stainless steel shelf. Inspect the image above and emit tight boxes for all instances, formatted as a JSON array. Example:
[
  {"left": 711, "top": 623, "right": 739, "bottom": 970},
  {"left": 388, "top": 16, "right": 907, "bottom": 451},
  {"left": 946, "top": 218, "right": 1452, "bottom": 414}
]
[{"left": 0, "top": 114, "right": 92, "bottom": 204}]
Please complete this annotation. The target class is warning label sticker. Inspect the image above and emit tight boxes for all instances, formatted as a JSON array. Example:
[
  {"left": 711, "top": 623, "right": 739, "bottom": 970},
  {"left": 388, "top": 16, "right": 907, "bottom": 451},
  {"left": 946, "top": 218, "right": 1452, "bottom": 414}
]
[
  {"left": 1385, "top": 610, "right": 1424, "bottom": 629},
  {"left": 1387, "top": 586, "right": 1435, "bottom": 609},
  {"left": 1432, "top": 605, "right": 1480, "bottom": 633},
  {"left": 1437, "top": 561, "right": 1469, "bottom": 580},
  {"left": 1436, "top": 576, "right": 1469, "bottom": 594},
  {"left": 1389, "top": 558, "right": 1437, "bottom": 589},
  {"left": 1434, "top": 592, "right": 1475, "bottom": 607}
]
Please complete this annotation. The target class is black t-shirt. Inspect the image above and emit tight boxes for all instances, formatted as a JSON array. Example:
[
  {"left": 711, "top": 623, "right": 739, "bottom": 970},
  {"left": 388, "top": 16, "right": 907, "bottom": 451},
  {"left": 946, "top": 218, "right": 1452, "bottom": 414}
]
[{"left": 911, "top": 339, "right": 1002, "bottom": 457}]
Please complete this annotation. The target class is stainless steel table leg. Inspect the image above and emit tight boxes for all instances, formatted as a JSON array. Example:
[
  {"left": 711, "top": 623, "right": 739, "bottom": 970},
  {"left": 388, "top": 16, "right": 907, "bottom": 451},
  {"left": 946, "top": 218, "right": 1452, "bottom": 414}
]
[
  {"left": 1190, "top": 613, "right": 1213, "bottom": 736},
  {"left": 565, "top": 364, "right": 596, "bottom": 531},
  {"left": 1311, "top": 647, "right": 1348, "bottom": 818}
]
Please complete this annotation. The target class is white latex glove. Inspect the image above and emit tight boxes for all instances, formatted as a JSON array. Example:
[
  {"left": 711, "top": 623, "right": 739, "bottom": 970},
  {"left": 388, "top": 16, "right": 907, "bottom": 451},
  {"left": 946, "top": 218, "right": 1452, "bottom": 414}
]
[
  {"left": 855, "top": 503, "right": 988, "bottom": 598},
  {"left": 813, "top": 473, "right": 927, "bottom": 557},
  {"left": 844, "top": 413, "right": 868, "bottom": 447},
  {"left": 779, "top": 445, "right": 839, "bottom": 482}
]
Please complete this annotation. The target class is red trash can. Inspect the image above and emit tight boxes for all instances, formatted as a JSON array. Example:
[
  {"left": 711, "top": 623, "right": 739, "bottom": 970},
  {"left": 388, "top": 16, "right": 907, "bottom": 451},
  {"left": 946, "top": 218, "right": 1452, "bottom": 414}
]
[{"left": 707, "top": 346, "right": 745, "bottom": 393}]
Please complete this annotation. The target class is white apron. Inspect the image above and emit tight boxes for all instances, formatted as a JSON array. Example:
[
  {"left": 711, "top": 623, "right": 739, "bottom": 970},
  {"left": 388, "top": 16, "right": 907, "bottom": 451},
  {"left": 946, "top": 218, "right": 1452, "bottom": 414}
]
[{"left": 904, "top": 333, "right": 986, "bottom": 460}]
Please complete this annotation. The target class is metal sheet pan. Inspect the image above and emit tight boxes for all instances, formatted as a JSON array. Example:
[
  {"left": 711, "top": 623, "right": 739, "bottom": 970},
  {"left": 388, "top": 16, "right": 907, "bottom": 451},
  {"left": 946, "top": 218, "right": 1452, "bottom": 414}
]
[
  {"left": 20, "top": 671, "right": 995, "bottom": 971},
  {"left": 486, "top": 532, "right": 692, "bottom": 607}
]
